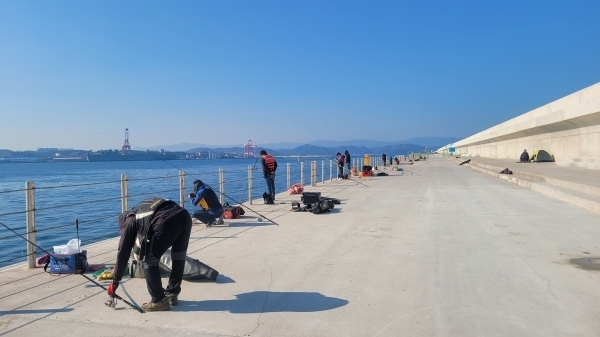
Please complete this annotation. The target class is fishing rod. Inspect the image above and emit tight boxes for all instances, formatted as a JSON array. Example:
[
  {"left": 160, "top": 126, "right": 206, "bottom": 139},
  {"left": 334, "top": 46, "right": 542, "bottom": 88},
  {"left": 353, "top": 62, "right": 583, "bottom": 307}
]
[
  {"left": 0, "top": 220, "right": 145, "bottom": 313},
  {"left": 91, "top": 131, "right": 280, "bottom": 226},
  {"left": 295, "top": 121, "right": 369, "bottom": 188}
]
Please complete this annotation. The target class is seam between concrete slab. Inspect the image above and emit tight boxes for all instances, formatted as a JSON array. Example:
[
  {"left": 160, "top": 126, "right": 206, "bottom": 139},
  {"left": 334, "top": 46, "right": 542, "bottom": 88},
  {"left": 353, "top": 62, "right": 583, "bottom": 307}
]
[{"left": 448, "top": 159, "right": 600, "bottom": 215}]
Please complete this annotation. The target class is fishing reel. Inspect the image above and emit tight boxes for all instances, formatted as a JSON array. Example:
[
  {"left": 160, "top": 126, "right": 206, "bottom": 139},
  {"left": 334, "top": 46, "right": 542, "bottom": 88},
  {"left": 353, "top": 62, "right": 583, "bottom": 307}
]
[{"left": 105, "top": 297, "right": 117, "bottom": 309}]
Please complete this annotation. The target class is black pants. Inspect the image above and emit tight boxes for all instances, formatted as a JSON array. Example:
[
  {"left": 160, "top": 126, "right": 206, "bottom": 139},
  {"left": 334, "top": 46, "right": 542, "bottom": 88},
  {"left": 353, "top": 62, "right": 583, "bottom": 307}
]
[
  {"left": 192, "top": 207, "right": 224, "bottom": 225},
  {"left": 142, "top": 210, "right": 192, "bottom": 302}
]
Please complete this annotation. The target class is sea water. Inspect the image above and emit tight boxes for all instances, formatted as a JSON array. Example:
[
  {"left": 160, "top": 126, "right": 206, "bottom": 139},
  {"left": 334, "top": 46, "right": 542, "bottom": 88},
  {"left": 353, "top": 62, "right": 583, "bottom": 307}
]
[{"left": 0, "top": 157, "right": 324, "bottom": 267}]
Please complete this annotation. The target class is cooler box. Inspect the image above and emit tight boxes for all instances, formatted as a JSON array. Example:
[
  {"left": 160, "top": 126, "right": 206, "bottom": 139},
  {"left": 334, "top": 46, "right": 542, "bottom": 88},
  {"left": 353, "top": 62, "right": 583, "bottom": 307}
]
[
  {"left": 48, "top": 250, "right": 88, "bottom": 274},
  {"left": 301, "top": 192, "right": 321, "bottom": 205},
  {"left": 364, "top": 154, "right": 371, "bottom": 166}
]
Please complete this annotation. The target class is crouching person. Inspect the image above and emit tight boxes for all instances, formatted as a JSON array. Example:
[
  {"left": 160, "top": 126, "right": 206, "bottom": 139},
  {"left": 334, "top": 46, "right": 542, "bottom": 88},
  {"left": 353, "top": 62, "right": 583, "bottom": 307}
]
[
  {"left": 189, "top": 179, "right": 224, "bottom": 227},
  {"left": 108, "top": 197, "right": 192, "bottom": 311}
]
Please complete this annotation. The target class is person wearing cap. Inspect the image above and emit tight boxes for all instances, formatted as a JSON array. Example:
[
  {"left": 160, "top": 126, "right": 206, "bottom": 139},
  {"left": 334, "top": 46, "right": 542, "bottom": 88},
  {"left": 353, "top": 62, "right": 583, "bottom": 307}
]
[
  {"left": 188, "top": 180, "right": 224, "bottom": 227},
  {"left": 260, "top": 150, "right": 278, "bottom": 202},
  {"left": 519, "top": 149, "right": 530, "bottom": 163},
  {"left": 108, "top": 197, "right": 192, "bottom": 311}
]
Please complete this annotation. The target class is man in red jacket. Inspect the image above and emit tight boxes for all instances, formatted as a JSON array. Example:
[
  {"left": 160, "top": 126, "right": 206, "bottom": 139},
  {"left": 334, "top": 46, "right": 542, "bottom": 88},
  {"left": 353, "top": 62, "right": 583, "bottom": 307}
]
[{"left": 260, "top": 150, "right": 278, "bottom": 202}]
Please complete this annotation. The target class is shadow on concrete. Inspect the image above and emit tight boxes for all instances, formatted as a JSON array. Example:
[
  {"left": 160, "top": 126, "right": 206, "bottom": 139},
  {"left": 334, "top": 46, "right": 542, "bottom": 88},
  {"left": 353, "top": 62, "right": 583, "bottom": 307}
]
[
  {"left": 569, "top": 257, "right": 600, "bottom": 271},
  {"left": 175, "top": 291, "right": 348, "bottom": 313},
  {"left": 186, "top": 274, "right": 235, "bottom": 284},
  {"left": 0, "top": 308, "right": 74, "bottom": 315}
]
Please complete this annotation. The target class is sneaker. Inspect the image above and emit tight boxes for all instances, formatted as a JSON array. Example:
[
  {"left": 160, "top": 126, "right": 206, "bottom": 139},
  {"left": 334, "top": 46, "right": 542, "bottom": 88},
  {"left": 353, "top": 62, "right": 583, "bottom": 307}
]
[
  {"left": 165, "top": 293, "right": 178, "bottom": 306},
  {"left": 206, "top": 220, "right": 216, "bottom": 227},
  {"left": 215, "top": 216, "right": 224, "bottom": 225},
  {"left": 142, "top": 297, "right": 170, "bottom": 312}
]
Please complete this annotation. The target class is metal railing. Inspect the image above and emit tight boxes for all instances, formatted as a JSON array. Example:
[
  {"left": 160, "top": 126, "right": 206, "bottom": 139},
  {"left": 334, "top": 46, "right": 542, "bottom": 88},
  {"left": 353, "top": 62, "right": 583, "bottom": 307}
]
[{"left": 2, "top": 157, "right": 373, "bottom": 269}]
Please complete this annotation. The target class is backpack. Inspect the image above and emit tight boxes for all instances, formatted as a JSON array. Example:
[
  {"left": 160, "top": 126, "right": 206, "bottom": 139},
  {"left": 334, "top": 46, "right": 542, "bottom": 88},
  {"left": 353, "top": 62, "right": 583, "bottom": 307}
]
[
  {"left": 311, "top": 199, "right": 334, "bottom": 214},
  {"left": 263, "top": 192, "right": 274, "bottom": 204},
  {"left": 223, "top": 202, "right": 245, "bottom": 219}
]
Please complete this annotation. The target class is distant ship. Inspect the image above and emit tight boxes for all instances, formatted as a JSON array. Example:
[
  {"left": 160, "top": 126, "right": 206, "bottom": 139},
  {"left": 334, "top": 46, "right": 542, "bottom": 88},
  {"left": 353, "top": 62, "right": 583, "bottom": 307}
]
[{"left": 87, "top": 150, "right": 177, "bottom": 162}]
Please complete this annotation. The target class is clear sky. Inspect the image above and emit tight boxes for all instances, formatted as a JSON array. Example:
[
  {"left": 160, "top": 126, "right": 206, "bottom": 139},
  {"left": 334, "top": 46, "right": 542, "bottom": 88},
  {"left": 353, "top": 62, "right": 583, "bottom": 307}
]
[{"left": 1, "top": 1, "right": 599, "bottom": 151}]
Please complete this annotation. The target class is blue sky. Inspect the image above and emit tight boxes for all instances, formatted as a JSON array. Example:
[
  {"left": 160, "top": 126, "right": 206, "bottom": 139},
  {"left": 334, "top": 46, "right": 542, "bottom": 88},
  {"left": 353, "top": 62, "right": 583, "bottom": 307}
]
[{"left": 1, "top": 1, "right": 599, "bottom": 151}]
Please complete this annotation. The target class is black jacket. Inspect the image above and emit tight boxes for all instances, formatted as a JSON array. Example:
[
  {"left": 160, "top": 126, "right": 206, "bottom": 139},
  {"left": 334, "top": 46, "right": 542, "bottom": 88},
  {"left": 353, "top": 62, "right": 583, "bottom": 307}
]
[
  {"left": 520, "top": 151, "right": 529, "bottom": 162},
  {"left": 114, "top": 200, "right": 184, "bottom": 282},
  {"left": 344, "top": 151, "right": 351, "bottom": 163}
]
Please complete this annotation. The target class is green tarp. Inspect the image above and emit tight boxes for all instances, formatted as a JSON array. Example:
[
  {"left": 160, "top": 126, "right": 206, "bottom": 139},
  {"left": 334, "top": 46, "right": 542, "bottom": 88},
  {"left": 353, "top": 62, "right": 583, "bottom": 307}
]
[{"left": 530, "top": 150, "right": 555, "bottom": 162}]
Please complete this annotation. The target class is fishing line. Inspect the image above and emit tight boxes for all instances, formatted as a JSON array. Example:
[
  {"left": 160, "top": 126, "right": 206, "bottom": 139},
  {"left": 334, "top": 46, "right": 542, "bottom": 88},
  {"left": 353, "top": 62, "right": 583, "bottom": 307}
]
[
  {"left": 0, "top": 220, "right": 145, "bottom": 313},
  {"left": 90, "top": 131, "right": 280, "bottom": 226},
  {"left": 295, "top": 121, "right": 369, "bottom": 188}
]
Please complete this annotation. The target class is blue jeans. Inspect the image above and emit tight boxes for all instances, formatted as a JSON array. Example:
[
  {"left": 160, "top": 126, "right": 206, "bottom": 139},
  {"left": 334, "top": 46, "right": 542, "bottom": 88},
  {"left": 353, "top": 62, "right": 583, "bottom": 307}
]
[
  {"left": 346, "top": 162, "right": 351, "bottom": 173},
  {"left": 265, "top": 174, "right": 275, "bottom": 200}
]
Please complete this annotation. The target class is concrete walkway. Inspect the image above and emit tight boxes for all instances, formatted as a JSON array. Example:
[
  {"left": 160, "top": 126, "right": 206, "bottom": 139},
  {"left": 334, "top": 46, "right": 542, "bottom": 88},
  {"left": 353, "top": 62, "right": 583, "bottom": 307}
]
[
  {"left": 1, "top": 158, "right": 600, "bottom": 337},
  {"left": 449, "top": 156, "right": 600, "bottom": 214}
]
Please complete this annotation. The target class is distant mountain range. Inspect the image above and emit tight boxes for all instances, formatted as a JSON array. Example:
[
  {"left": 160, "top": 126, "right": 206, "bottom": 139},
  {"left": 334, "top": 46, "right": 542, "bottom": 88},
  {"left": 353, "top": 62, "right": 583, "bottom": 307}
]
[
  {"left": 187, "top": 143, "right": 446, "bottom": 157},
  {"left": 149, "top": 137, "right": 459, "bottom": 152}
]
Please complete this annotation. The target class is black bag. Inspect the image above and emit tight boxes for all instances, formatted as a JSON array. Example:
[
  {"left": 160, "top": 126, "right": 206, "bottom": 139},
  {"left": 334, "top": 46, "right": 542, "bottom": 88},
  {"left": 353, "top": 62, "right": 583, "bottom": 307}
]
[
  {"left": 311, "top": 199, "right": 334, "bottom": 214},
  {"left": 263, "top": 192, "right": 274, "bottom": 204},
  {"left": 129, "top": 249, "right": 219, "bottom": 281}
]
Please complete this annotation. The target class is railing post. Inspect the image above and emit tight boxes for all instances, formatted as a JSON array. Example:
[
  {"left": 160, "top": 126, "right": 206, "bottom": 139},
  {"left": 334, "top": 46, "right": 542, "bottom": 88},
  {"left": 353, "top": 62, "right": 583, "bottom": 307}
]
[
  {"left": 287, "top": 163, "right": 291, "bottom": 189},
  {"left": 248, "top": 165, "right": 253, "bottom": 205},
  {"left": 310, "top": 161, "right": 315, "bottom": 186},
  {"left": 321, "top": 160, "right": 325, "bottom": 184},
  {"left": 179, "top": 170, "right": 185, "bottom": 208},
  {"left": 121, "top": 174, "right": 128, "bottom": 212},
  {"left": 329, "top": 160, "right": 332, "bottom": 181},
  {"left": 300, "top": 162, "right": 304, "bottom": 187},
  {"left": 219, "top": 168, "right": 224, "bottom": 205},
  {"left": 26, "top": 181, "right": 36, "bottom": 269}
]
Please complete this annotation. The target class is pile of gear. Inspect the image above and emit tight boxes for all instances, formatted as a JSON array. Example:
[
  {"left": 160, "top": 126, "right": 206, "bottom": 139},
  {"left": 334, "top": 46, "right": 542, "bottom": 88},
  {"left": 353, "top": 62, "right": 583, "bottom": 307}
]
[{"left": 291, "top": 192, "right": 341, "bottom": 214}]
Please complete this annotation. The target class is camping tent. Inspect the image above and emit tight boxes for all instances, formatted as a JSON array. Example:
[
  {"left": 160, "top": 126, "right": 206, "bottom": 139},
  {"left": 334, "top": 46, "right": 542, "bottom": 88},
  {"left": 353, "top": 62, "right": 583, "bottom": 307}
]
[{"left": 530, "top": 149, "right": 555, "bottom": 162}]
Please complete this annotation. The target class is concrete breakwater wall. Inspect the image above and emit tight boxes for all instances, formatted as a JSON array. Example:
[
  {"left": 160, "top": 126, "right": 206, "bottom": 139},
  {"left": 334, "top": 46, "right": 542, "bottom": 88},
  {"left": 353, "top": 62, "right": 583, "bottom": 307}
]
[{"left": 441, "top": 82, "right": 600, "bottom": 170}]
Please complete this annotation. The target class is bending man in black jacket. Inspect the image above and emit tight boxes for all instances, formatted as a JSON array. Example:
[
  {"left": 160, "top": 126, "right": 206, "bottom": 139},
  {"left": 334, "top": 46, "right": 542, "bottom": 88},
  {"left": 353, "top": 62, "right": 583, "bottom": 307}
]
[{"left": 107, "top": 197, "right": 192, "bottom": 312}]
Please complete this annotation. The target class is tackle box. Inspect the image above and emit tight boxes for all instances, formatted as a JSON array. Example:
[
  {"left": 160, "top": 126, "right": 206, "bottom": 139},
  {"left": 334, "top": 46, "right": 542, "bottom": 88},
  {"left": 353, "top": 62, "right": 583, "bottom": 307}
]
[
  {"left": 48, "top": 250, "right": 88, "bottom": 274},
  {"left": 301, "top": 192, "right": 321, "bottom": 205}
]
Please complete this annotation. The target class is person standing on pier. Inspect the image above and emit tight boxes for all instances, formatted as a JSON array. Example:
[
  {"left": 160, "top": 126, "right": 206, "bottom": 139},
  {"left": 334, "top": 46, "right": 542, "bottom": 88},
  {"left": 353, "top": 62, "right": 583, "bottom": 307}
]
[
  {"left": 261, "top": 150, "right": 278, "bottom": 201},
  {"left": 336, "top": 152, "right": 345, "bottom": 179},
  {"left": 382, "top": 153, "right": 387, "bottom": 167},
  {"left": 108, "top": 197, "right": 192, "bottom": 312},
  {"left": 189, "top": 180, "right": 224, "bottom": 226},
  {"left": 344, "top": 150, "right": 351, "bottom": 176}
]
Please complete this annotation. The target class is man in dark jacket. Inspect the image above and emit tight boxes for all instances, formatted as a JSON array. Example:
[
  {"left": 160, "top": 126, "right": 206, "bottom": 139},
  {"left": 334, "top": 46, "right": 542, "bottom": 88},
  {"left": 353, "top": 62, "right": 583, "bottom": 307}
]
[
  {"left": 260, "top": 150, "right": 278, "bottom": 201},
  {"left": 189, "top": 180, "right": 224, "bottom": 226},
  {"left": 107, "top": 198, "right": 192, "bottom": 312},
  {"left": 344, "top": 150, "right": 351, "bottom": 175},
  {"left": 382, "top": 153, "right": 387, "bottom": 166},
  {"left": 519, "top": 149, "right": 530, "bottom": 163}
]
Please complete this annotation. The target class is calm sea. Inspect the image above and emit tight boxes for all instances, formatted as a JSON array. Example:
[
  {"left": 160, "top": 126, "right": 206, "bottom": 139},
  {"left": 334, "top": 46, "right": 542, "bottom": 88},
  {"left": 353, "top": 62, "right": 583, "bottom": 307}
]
[{"left": 0, "top": 157, "right": 327, "bottom": 267}]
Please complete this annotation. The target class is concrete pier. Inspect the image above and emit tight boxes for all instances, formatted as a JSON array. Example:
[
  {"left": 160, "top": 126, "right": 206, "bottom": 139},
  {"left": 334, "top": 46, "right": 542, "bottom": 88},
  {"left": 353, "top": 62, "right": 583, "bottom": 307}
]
[{"left": 1, "top": 158, "right": 600, "bottom": 336}]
